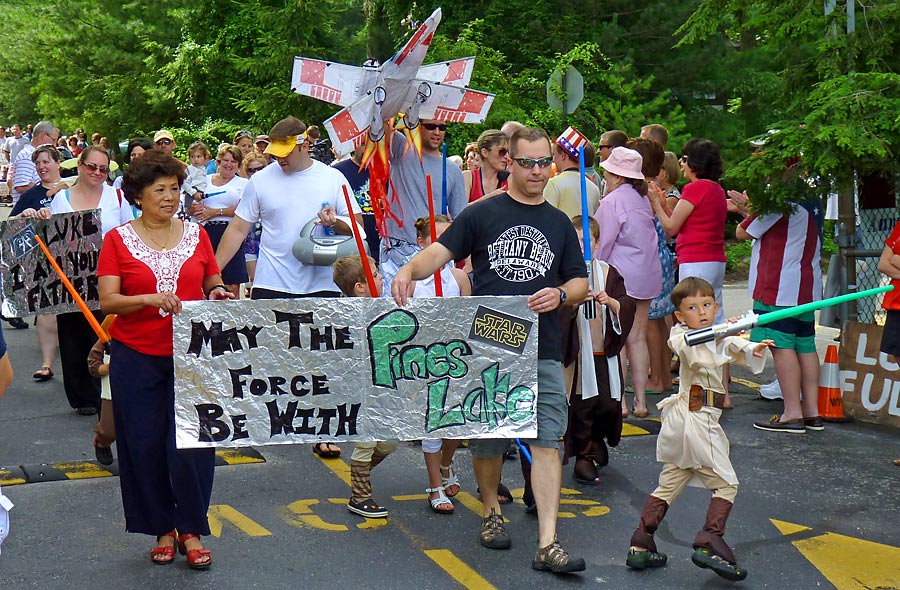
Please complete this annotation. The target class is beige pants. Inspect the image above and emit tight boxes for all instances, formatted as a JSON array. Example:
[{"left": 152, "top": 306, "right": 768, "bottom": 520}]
[
  {"left": 651, "top": 462, "right": 738, "bottom": 505},
  {"left": 350, "top": 441, "right": 398, "bottom": 463}
]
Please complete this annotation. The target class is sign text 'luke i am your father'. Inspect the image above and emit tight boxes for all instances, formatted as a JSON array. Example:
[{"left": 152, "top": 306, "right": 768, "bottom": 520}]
[
  {"left": 173, "top": 297, "right": 539, "bottom": 448},
  {"left": 0, "top": 210, "right": 103, "bottom": 317}
]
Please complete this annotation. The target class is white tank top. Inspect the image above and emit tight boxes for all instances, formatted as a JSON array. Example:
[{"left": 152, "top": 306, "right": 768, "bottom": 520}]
[{"left": 413, "top": 267, "right": 461, "bottom": 298}]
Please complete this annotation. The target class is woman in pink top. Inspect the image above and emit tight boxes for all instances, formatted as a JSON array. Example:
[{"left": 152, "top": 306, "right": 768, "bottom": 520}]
[
  {"left": 650, "top": 138, "right": 731, "bottom": 404},
  {"left": 593, "top": 147, "right": 661, "bottom": 418}
]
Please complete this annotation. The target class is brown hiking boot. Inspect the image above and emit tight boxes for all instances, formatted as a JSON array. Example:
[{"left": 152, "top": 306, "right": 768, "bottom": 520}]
[{"left": 532, "top": 540, "right": 586, "bottom": 574}]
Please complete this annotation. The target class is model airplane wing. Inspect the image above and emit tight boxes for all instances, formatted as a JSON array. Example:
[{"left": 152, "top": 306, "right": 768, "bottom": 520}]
[
  {"left": 291, "top": 57, "right": 377, "bottom": 107},
  {"left": 415, "top": 58, "right": 475, "bottom": 86},
  {"left": 323, "top": 99, "right": 377, "bottom": 155},
  {"left": 417, "top": 83, "right": 495, "bottom": 124}
]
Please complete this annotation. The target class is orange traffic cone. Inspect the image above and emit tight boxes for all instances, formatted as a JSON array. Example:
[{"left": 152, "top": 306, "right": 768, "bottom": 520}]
[{"left": 818, "top": 343, "right": 850, "bottom": 423}]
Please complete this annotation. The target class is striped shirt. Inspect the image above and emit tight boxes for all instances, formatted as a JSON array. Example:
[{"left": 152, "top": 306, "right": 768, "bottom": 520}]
[
  {"left": 741, "top": 200, "right": 823, "bottom": 307},
  {"left": 12, "top": 144, "right": 39, "bottom": 194}
]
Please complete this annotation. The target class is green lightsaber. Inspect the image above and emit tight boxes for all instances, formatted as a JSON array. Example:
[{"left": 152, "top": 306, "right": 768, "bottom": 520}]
[{"left": 684, "top": 285, "right": 894, "bottom": 346}]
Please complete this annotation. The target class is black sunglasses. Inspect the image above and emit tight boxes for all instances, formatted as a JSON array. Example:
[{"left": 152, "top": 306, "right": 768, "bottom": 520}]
[
  {"left": 513, "top": 156, "right": 553, "bottom": 169},
  {"left": 247, "top": 166, "right": 265, "bottom": 174},
  {"left": 155, "top": 139, "right": 173, "bottom": 146},
  {"left": 422, "top": 123, "right": 447, "bottom": 131}
]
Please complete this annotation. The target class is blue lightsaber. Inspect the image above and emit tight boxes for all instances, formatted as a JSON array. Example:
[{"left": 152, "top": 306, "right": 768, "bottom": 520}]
[{"left": 579, "top": 146, "right": 596, "bottom": 319}]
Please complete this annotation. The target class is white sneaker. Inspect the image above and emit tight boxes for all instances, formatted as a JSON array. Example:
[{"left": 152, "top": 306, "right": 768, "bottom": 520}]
[{"left": 759, "top": 379, "right": 783, "bottom": 400}]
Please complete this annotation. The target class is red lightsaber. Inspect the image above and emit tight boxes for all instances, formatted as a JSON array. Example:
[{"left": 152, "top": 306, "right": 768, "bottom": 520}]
[
  {"left": 425, "top": 174, "right": 443, "bottom": 296},
  {"left": 342, "top": 185, "right": 378, "bottom": 297}
]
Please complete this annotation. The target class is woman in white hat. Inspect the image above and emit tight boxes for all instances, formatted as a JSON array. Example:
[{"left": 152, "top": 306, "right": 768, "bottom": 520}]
[{"left": 593, "top": 147, "right": 662, "bottom": 418}]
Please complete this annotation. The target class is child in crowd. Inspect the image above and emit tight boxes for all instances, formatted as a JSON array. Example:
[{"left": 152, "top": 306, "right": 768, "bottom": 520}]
[
  {"left": 562, "top": 216, "right": 634, "bottom": 485},
  {"left": 184, "top": 141, "right": 210, "bottom": 214},
  {"left": 877, "top": 219, "right": 900, "bottom": 466},
  {"left": 627, "top": 277, "right": 772, "bottom": 581},
  {"left": 0, "top": 324, "right": 13, "bottom": 555},
  {"left": 87, "top": 315, "right": 117, "bottom": 465},
  {"left": 333, "top": 254, "right": 397, "bottom": 518},
  {"left": 411, "top": 215, "right": 472, "bottom": 514}
]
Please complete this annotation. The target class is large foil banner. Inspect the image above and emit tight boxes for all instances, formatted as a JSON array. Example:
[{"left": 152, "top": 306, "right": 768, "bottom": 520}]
[
  {"left": 0, "top": 210, "right": 103, "bottom": 317},
  {"left": 173, "top": 296, "right": 539, "bottom": 448}
]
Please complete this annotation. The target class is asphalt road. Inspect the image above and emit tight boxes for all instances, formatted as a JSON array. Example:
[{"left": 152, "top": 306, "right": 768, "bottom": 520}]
[{"left": 1, "top": 283, "right": 899, "bottom": 590}]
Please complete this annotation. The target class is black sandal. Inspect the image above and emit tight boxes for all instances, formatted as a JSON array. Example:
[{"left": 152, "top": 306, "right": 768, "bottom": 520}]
[
  {"left": 312, "top": 442, "right": 341, "bottom": 458},
  {"left": 32, "top": 366, "right": 54, "bottom": 381}
]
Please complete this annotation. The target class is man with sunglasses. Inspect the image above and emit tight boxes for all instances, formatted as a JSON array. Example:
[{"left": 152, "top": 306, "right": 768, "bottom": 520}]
[
  {"left": 153, "top": 130, "right": 177, "bottom": 156},
  {"left": 543, "top": 126, "right": 601, "bottom": 218},
  {"left": 392, "top": 127, "right": 589, "bottom": 575},
  {"left": 380, "top": 118, "right": 465, "bottom": 293}
]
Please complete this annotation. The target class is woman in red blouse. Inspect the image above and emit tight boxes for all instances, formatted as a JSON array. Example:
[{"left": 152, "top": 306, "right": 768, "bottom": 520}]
[{"left": 98, "top": 151, "right": 233, "bottom": 569}]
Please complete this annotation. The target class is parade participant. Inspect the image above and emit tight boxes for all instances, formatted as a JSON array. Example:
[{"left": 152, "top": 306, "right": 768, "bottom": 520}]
[
  {"left": 189, "top": 144, "right": 247, "bottom": 297},
  {"left": 213, "top": 115, "right": 360, "bottom": 459},
  {"left": 593, "top": 146, "right": 661, "bottom": 418},
  {"left": 49, "top": 146, "right": 134, "bottom": 415},
  {"left": 332, "top": 148, "right": 378, "bottom": 256},
  {"left": 463, "top": 129, "right": 508, "bottom": 203},
  {"left": 113, "top": 138, "right": 153, "bottom": 192},
  {"left": 153, "top": 130, "right": 177, "bottom": 156},
  {"left": 0, "top": 325, "right": 12, "bottom": 556},
  {"left": 732, "top": 186, "right": 824, "bottom": 433},
  {"left": 241, "top": 152, "right": 269, "bottom": 293},
  {"left": 392, "top": 127, "right": 588, "bottom": 574},
  {"left": 563, "top": 216, "right": 634, "bottom": 485},
  {"left": 411, "top": 215, "right": 472, "bottom": 514},
  {"left": 12, "top": 146, "right": 65, "bottom": 383},
  {"left": 627, "top": 137, "right": 674, "bottom": 397},
  {"left": 183, "top": 141, "right": 211, "bottom": 205},
  {"left": 332, "top": 254, "right": 398, "bottom": 518},
  {"left": 13, "top": 121, "right": 60, "bottom": 202},
  {"left": 98, "top": 150, "right": 233, "bottom": 568},
  {"left": 232, "top": 129, "right": 255, "bottom": 164},
  {"left": 87, "top": 315, "right": 117, "bottom": 465},
  {"left": 543, "top": 126, "right": 601, "bottom": 218},
  {"left": 626, "top": 277, "right": 771, "bottom": 581},
  {"left": 650, "top": 138, "right": 731, "bottom": 404},
  {"left": 596, "top": 130, "right": 628, "bottom": 164},
  {"left": 380, "top": 118, "right": 466, "bottom": 293}
]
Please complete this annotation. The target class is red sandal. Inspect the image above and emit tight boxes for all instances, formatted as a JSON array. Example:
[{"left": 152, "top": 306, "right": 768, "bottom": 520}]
[
  {"left": 149, "top": 530, "right": 177, "bottom": 565},
  {"left": 178, "top": 533, "right": 212, "bottom": 570}
]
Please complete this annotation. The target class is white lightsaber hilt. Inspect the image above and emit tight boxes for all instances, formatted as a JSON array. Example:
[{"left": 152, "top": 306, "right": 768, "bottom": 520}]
[{"left": 683, "top": 312, "right": 759, "bottom": 346}]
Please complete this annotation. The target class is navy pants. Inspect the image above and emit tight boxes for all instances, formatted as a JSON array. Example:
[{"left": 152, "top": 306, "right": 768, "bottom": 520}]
[{"left": 110, "top": 341, "right": 215, "bottom": 536}]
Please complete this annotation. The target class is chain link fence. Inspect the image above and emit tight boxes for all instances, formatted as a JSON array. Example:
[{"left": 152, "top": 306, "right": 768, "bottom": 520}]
[{"left": 850, "top": 183, "right": 898, "bottom": 325}]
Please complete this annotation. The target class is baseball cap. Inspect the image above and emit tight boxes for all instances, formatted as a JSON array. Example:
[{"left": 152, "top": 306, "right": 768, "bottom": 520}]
[
  {"left": 153, "top": 130, "right": 175, "bottom": 144},
  {"left": 264, "top": 133, "right": 306, "bottom": 158}
]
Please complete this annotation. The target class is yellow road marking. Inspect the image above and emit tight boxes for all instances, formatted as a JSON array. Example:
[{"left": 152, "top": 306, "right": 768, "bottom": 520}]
[
  {"left": 453, "top": 491, "right": 509, "bottom": 522},
  {"left": 327, "top": 498, "right": 387, "bottom": 529},
  {"left": 393, "top": 494, "right": 428, "bottom": 501},
  {"left": 772, "top": 519, "right": 900, "bottom": 589},
  {"left": 731, "top": 377, "right": 760, "bottom": 391},
  {"left": 207, "top": 504, "right": 272, "bottom": 538},
  {"left": 621, "top": 423, "right": 651, "bottom": 436},
  {"left": 282, "top": 499, "right": 348, "bottom": 532},
  {"left": 316, "top": 455, "right": 352, "bottom": 486},
  {"left": 0, "top": 469, "right": 26, "bottom": 486},
  {"left": 424, "top": 549, "right": 496, "bottom": 590},
  {"left": 52, "top": 462, "right": 113, "bottom": 479},
  {"left": 215, "top": 449, "right": 265, "bottom": 464}
]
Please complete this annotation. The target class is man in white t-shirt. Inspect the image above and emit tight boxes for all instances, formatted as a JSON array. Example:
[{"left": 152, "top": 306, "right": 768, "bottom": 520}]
[{"left": 215, "top": 115, "right": 362, "bottom": 299}]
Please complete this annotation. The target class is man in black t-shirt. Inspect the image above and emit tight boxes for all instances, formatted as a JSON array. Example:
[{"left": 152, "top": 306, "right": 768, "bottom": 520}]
[{"left": 392, "top": 127, "right": 589, "bottom": 574}]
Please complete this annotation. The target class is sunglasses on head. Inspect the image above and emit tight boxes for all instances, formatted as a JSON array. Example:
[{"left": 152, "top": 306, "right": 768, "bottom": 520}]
[
  {"left": 422, "top": 123, "right": 447, "bottom": 131},
  {"left": 156, "top": 139, "right": 173, "bottom": 146},
  {"left": 247, "top": 166, "right": 265, "bottom": 174},
  {"left": 82, "top": 161, "right": 110, "bottom": 174},
  {"left": 235, "top": 130, "right": 254, "bottom": 139},
  {"left": 513, "top": 156, "right": 553, "bottom": 169}
]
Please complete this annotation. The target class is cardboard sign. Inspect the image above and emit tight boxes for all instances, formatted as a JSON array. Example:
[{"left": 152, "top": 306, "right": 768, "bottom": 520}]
[
  {"left": 173, "top": 297, "right": 539, "bottom": 448},
  {"left": 839, "top": 320, "right": 900, "bottom": 428}
]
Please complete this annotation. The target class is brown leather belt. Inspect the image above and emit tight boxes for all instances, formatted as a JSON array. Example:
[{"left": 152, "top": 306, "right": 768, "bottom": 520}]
[{"left": 689, "top": 384, "right": 727, "bottom": 411}]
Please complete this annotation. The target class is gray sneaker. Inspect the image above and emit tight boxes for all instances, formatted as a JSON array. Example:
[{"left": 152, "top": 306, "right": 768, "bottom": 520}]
[
  {"left": 532, "top": 540, "right": 586, "bottom": 574},
  {"left": 479, "top": 509, "right": 510, "bottom": 549}
]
